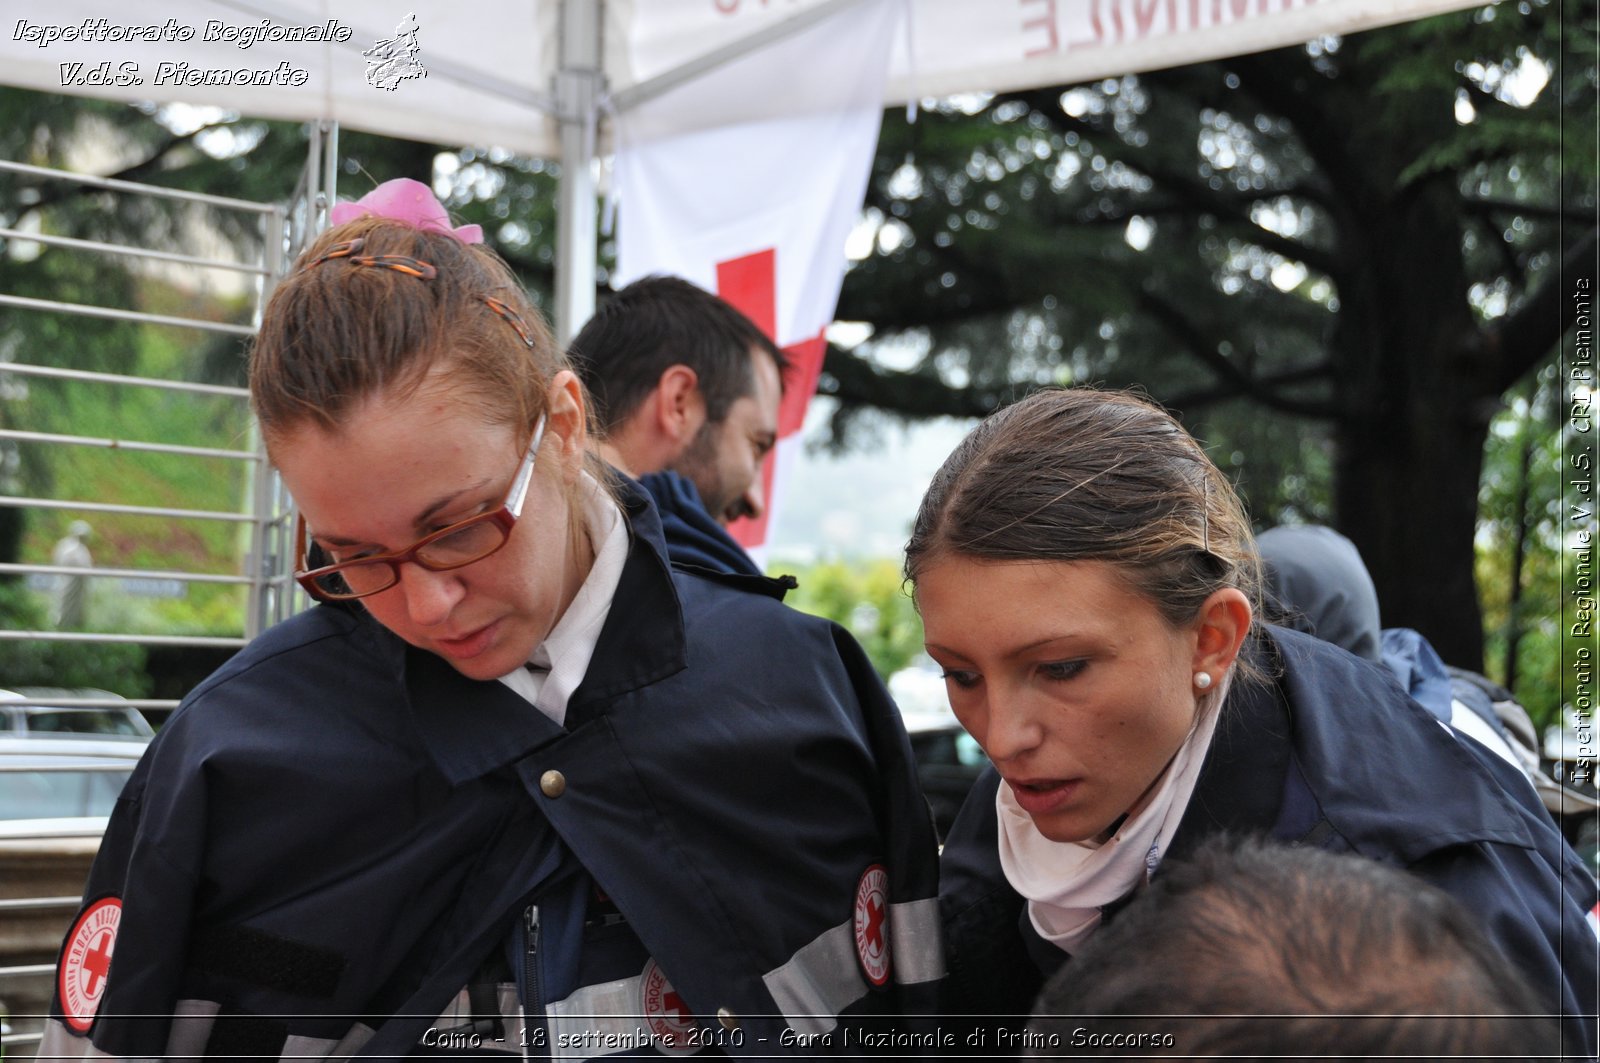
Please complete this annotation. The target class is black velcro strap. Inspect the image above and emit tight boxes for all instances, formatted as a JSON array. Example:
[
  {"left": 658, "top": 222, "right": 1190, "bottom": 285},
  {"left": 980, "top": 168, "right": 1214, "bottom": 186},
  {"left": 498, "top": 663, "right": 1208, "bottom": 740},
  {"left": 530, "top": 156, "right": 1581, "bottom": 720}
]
[
  {"left": 190, "top": 923, "right": 347, "bottom": 999},
  {"left": 670, "top": 563, "right": 797, "bottom": 601},
  {"left": 203, "top": 1010, "right": 288, "bottom": 1062}
]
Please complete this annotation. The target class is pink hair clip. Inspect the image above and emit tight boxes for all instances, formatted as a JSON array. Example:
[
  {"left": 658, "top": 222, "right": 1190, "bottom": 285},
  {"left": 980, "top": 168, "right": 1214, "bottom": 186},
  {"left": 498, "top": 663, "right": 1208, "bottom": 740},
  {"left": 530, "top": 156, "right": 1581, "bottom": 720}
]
[{"left": 328, "top": 178, "right": 484, "bottom": 244}]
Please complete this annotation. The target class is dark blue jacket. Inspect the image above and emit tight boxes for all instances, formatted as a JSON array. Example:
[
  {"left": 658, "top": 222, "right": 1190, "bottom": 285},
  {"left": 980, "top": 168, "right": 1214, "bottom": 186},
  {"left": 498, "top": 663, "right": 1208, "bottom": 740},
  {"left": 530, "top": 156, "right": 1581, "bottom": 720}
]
[
  {"left": 638, "top": 472, "right": 763, "bottom": 577},
  {"left": 45, "top": 481, "right": 943, "bottom": 1059},
  {"left": 940, "top": 626, "right": 1598, "bottom": 1056}
]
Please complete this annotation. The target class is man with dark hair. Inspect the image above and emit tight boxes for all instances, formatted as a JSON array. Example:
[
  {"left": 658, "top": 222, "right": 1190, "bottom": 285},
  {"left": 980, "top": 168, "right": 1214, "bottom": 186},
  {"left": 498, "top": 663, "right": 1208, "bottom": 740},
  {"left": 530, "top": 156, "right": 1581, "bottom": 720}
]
[
  {"left": 569, "top": 276, "right": 787, "bottom": 575},
  {"left": 1026, "top": 836, "right": 1564, "bottom": 1060}
]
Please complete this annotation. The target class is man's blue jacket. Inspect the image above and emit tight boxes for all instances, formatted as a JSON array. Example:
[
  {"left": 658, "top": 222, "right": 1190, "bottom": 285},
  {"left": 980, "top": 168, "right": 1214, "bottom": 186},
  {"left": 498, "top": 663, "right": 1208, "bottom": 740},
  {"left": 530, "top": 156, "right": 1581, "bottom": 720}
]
[{"left": 637, "top": 472, "right": 763, "bottom": 578}]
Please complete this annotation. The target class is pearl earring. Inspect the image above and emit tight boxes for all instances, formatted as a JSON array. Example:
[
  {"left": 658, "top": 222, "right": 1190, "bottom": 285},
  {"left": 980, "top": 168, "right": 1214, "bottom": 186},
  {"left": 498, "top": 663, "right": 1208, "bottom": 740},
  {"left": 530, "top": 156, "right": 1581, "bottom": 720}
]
[{"left": 1193, "top": 672, "right": 1213, "bottom": 690}]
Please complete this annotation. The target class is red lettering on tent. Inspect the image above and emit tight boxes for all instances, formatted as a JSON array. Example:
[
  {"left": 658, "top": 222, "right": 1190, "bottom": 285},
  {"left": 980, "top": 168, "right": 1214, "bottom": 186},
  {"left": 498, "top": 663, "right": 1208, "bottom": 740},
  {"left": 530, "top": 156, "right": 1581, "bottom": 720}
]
[
  {"left": 1133, "top": 0, "right": 1166, "bottom": 35},
  {"left": 1020, "top": 0, "right": 1059, "bottom": 58}
]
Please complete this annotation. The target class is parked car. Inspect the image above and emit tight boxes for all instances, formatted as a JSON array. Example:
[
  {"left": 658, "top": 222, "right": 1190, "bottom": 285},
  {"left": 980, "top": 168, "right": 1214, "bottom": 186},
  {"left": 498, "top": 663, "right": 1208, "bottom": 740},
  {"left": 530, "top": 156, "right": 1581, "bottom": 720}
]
[
  {"left": 889, "top": 663, "right": 988, "bottom": 841},
  {"left": 0, "top": 736, "right": 145, "bottom": 839},
  {"left": 0, "top": 687, "right": 154, "bottom": 741}
]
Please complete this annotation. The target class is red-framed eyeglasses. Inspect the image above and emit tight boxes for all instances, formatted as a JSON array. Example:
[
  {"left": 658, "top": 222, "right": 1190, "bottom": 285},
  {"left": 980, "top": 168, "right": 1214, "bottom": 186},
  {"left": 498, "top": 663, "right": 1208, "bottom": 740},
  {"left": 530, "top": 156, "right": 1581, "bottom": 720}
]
[{"left": 294, "top": 416, "right": 547, "bottom": 602}]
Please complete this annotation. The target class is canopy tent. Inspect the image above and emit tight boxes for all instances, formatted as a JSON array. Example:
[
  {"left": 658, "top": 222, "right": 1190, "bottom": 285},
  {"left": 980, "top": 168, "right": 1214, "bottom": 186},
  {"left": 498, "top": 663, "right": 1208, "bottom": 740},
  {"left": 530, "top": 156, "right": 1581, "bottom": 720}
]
[
  {"left": 1, "top": 0, "right": 1491, "bottom": 558},
  {"left": 3, "top": 0, "right": 1490, "bottom": 154},
  {"left": 3, "top": 0, "right": 1487, "bottom": 334}
]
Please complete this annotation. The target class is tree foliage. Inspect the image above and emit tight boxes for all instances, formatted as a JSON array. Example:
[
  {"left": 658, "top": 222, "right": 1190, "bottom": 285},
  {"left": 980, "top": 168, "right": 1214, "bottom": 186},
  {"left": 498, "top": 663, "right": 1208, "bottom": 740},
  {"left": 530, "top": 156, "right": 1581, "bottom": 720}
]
[
  {"left": 1476, "top": 362, "right": 1567, "bottom": 728},
  {"left": 778, "top": 558, "right": 923, "bottom": 681},
  {"left": 0, "top": 0, "right": 1591, "bottom": 694},
  {"left": 824, "top": 0, "right": 1594, "bottom": 669}
]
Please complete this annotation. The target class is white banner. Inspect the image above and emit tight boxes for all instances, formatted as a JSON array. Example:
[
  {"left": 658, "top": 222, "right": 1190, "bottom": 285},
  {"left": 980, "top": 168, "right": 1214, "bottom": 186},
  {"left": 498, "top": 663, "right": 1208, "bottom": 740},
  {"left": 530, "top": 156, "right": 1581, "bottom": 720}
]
[
  {"left": 0, "top": 1, "right": 1487, "bottom": 163},
  {"left": 612, "top": 0, "right": 904, "bottom": 561}
]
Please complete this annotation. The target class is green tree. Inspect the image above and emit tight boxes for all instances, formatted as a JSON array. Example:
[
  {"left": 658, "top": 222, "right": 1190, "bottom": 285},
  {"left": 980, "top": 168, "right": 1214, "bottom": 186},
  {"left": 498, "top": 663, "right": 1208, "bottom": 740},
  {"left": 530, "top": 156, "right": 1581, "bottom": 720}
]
[
  {"left": 2, "top": 0, "right": 1590, "bottom": 684},
  {"left": 779, "top": 558, "right": 923, "bottom": 680},
  {"left": 1477, "top": 363, "right": 1565, "bottom": 728},
  {"left": 826, "top": 0, "right": 1594, "bottom": 670}
]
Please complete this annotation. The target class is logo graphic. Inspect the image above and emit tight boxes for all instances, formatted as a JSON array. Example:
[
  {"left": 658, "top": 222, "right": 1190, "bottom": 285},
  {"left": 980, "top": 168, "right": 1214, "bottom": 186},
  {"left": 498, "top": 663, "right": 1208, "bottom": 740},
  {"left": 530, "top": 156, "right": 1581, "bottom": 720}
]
[
  {"left": 852, "top": 864, "right": 891, "bottom": 987},
  {"left": 364, "top": 13, "right": 427, "bottom": 91},
  {"left": 60, "top": 897, "right": 122, "bottom": 1031},
  {"left": 640, "top": 958, "right": 700, "bottom": 1055}
]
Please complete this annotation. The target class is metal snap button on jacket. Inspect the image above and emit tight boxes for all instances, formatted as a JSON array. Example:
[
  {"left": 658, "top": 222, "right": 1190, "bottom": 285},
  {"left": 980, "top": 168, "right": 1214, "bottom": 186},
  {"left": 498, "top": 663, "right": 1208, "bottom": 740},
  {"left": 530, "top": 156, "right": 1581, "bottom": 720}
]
[{"left": 539, "top": 770, "right": 566, "bottom": 798}]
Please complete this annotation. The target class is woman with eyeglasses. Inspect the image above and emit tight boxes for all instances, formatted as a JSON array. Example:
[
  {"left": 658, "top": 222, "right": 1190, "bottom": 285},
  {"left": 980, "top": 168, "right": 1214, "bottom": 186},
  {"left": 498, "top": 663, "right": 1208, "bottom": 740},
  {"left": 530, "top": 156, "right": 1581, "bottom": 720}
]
[
  {"left": 910, "top": 389, "right": 1596, "bottom": 1054},
  {"left": 44, "top": 180, "right": 942, "bottom": 1060}
]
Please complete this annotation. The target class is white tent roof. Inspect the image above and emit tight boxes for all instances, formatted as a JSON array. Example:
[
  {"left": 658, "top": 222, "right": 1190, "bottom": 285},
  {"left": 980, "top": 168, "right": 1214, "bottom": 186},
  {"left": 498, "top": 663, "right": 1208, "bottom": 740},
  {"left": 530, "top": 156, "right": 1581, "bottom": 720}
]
[{"left": 2, "top": 0, "right": 1486, "bottom": 157}]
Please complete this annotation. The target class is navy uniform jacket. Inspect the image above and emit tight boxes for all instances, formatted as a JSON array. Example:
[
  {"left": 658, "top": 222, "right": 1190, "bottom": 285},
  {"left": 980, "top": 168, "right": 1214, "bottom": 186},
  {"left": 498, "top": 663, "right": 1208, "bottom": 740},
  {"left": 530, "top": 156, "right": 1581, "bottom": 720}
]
[
  {"left": 940, "top": 626, "right": 1599, "bottom": 1056},
  {"left": 44, "top": 482, "right": 943, "bottom": 1059},
  {"left": 637, "top": 472, "right": 763, "bottom": 578}
]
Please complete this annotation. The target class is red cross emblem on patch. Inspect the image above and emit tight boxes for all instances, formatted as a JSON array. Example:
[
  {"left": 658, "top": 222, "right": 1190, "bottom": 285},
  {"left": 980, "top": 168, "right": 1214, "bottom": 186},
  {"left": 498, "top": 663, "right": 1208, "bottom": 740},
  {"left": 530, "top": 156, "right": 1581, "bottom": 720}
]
[
  {"left": 853, "top": 864, "right": 891, "bottom": 987},
  {"left": 60, "top": 897, "right": 121, "bottom": 1032},
  {"left": 640, "top": 958, "right": 700, "bottom": 1055}
]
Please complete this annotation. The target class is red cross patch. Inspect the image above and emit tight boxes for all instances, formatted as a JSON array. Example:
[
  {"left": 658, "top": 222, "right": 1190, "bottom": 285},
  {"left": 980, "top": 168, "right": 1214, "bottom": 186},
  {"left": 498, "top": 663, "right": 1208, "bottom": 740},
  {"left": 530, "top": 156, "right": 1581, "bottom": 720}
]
[
  {"left": 60, "top": 897, "right": 121, "bottom": 1032},
  {"left": 853, "top": 864, "right": 891, "bottom": 987},
  {"left": 640, "top": 958, "right": 700, "bottom": 1055}
]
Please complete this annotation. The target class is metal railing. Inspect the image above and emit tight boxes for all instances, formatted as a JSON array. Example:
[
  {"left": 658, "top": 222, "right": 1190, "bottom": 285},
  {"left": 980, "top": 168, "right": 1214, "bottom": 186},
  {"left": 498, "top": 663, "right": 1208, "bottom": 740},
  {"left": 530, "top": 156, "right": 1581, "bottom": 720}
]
[
  {"left": 0, "top": 134, "right": 338, "bottom": 1062},
  {"left": 0, "top": 142, "right": 344, "bottom": 698},
  {"left": 0, "top": 757, "right": 137, "bottom": 1056},
  {"left": 0, "top": 160, "right": 284, "bottom": 681}
]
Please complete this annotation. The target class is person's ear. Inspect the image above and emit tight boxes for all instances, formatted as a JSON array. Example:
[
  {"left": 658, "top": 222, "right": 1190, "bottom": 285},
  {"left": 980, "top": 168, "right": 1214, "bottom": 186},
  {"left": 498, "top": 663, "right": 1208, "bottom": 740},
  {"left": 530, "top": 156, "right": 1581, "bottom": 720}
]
[
  {"left": 545, "top": 370, "right": 589, "bottom": 482},
  {"left": 654, "top": 365, "right": 706, "bottom": 444},
  {"left": 1190, "top": 588, "right": 1253, "bottom": 682}
]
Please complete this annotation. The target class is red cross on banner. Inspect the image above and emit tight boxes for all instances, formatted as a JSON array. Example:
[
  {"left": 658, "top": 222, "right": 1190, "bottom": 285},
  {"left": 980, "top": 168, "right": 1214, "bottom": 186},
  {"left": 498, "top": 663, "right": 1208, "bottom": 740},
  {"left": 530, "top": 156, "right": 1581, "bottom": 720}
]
[
  {"left": 612, "top": 0, "right": 900, "bottom": 561},
  {"left": 715, "top": 249, "right": 826, "bottom": 552}
]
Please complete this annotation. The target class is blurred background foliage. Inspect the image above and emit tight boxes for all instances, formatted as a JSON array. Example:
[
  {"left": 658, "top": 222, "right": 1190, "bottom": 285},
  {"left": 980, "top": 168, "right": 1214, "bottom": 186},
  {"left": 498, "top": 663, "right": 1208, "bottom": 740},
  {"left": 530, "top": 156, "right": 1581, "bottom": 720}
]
[
  {"left": 776, "top": 558, "right": 925, "bottom": 682},
  {"left": 0, "top": 0, "right": 1592, "bottom": 730}
]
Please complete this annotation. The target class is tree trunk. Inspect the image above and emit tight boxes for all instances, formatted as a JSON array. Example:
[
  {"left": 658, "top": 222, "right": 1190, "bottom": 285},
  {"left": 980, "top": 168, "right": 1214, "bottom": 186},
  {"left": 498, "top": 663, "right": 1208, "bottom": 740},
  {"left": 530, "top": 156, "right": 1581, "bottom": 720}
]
[
  {"left": 1333, "top": 183, "right": 1490, "bottom": 671},
  {"left": 1502, "top": 386, "right": 1537, "bottom": 687}
]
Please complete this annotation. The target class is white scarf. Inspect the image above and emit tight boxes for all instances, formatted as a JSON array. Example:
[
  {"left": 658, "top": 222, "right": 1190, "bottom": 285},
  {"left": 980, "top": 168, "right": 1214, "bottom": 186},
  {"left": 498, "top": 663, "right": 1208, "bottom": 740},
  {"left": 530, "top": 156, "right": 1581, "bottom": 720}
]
[{"left": 996, "top": 674, "right": 1230, "bottom": 955}]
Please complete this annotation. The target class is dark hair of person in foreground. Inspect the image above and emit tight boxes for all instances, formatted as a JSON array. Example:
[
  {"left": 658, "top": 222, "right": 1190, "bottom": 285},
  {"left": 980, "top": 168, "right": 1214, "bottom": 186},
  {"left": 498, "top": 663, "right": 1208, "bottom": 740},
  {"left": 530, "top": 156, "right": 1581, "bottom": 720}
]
[{"left": 1026, "top": 835, "right": 1562, "bottom": 1061}]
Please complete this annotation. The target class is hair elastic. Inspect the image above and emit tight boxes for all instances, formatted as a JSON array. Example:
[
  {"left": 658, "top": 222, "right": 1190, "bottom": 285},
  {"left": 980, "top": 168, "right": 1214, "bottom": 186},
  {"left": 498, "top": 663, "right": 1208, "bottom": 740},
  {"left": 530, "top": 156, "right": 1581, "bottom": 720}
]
[{"left": 301, "top": 238, "right": 438, "bottom": 280}]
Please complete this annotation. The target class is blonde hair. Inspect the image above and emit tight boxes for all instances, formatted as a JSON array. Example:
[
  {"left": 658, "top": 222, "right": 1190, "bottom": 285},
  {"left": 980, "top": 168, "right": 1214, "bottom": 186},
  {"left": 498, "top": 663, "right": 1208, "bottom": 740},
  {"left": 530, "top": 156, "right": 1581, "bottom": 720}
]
[{"left": 251, "top": 216, "right": 561, "bottom": 442}]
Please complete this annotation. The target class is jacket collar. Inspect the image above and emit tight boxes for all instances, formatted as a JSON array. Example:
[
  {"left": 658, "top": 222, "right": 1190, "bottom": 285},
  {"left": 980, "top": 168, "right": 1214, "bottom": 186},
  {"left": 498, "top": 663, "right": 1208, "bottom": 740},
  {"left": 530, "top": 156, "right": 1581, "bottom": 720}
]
[
  {"left": 1191, "top": 626, "right": 1533, "bottom": 863},
  {"left": 399, "top": 473, "right": 687, "bottom": 785},
  {"left": 637, "top": 470, "right": 764, "bottom": 577},
  {"left": 564, "top": 473, "right": 688, "bottom": 724}
]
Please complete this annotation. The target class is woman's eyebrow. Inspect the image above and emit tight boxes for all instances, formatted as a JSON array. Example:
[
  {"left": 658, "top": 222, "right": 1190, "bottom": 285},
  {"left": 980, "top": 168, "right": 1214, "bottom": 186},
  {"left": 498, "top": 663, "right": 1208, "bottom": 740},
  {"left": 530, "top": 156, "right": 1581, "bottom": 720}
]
[
  {"left": 1011, "top": 633, "right": 1089, "bottom": 654},
  {"left": 313, "top": 477, "right": 494, "bottom": 547},
  {"left": 925, "top": 633, "right": 1093, "bottom": 660},
  {"left": 413, "top": 479, "right": 488, "bottom": 527}
]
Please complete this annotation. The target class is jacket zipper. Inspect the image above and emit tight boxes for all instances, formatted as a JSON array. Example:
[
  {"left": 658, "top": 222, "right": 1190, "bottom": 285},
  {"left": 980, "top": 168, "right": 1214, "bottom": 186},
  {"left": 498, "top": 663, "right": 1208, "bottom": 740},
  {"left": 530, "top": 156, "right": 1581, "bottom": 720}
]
[{"left": 522, "top": 904, "right": 548, "bottom": 1060}]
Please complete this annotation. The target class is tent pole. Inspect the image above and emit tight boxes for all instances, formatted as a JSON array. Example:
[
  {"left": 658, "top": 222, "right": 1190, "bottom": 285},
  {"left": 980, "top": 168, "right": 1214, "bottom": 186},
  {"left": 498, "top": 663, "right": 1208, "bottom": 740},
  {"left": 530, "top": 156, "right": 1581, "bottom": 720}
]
[
  {"left": 611, "top": 0, "right": 868, "bottom": 113},
  {"left": 555, "top": 0, "right": 603, "bottom": 346}
]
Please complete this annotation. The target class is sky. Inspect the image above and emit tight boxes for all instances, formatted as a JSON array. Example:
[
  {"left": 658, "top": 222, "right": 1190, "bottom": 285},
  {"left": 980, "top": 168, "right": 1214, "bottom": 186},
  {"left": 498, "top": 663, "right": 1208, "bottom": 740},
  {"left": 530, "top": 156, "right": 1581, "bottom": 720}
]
[{"left": 765, "top": 399, "right": 976, "bottom": 565}]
